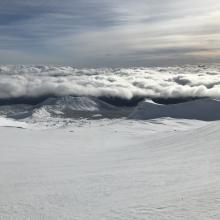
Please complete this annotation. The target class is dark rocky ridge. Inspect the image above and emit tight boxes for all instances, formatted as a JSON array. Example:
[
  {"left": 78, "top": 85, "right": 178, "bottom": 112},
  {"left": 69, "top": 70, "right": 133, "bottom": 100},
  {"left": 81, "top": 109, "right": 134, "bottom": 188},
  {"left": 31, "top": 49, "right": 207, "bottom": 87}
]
[{"left": 0, "top": 95, "right": 204, "bottom": 107}]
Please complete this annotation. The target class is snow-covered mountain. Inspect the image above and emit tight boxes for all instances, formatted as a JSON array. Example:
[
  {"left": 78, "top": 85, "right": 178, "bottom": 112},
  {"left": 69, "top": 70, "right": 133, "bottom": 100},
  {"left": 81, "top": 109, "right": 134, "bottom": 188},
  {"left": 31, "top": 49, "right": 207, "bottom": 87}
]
[
  {"left": 1, "top": 96, "right": 220, "bottom": 127},
  {"left": 129, "top": 98, "right": 220, "bottom": 121},
  {"left": 0, "top": 96, "right": 134, "bottom": 125}
]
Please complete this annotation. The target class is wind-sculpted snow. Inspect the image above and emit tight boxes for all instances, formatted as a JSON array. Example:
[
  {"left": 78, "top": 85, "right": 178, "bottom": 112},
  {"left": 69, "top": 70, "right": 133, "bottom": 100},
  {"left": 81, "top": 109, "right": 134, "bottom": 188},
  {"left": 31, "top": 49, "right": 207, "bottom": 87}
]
[
  {"left": 0, "top": 117, "right": 219, "bottom": 219},
  {"left": 1, "top": 64, "right": 220, "bottom": 102}
]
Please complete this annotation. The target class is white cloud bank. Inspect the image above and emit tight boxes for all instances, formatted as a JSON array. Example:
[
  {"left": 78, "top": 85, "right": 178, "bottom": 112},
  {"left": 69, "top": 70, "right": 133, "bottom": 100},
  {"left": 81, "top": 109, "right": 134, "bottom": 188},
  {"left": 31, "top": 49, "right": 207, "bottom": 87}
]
[{"left": 0, "top": 64, "right": 220, "bottom": 100}]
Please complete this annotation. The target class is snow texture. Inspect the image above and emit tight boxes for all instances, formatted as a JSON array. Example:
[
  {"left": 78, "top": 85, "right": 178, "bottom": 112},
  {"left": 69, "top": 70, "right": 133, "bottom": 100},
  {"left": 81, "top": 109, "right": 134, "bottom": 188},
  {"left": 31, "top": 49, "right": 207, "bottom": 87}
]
[{"left": 0, "top": 118, "right": 220, "bottom": 219}]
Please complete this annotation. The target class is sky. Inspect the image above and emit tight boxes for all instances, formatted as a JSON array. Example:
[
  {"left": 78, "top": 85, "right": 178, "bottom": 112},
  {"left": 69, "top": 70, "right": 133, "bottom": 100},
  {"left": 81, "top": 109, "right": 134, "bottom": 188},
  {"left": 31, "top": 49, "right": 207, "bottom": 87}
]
[{"left": 0, "top": 0, "right": 220, "bottom": 67}]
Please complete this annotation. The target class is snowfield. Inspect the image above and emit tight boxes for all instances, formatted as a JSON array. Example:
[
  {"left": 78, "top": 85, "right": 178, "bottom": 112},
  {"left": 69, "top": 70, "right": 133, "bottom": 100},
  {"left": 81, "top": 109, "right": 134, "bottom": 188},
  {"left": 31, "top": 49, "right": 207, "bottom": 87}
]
[
  {"left": 1, "top": 64, "right": 220, "bottom": 219},
  {"left": 1, "top": 116, "right": 220, "bottom": 219}
]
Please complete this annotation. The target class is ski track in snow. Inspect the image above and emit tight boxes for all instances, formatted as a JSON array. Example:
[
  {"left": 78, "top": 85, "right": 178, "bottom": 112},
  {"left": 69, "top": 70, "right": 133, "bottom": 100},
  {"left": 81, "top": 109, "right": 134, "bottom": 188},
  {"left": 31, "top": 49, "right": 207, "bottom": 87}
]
[{"left": 0, "top": 118, "right": 220, "bottom": 220}]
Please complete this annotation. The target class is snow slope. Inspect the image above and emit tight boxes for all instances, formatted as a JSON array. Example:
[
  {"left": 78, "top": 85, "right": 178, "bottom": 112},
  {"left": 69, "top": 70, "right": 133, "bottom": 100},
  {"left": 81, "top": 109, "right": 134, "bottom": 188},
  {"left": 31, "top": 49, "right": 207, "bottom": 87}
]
[
  {"left": 0, "top": 119, "right": 220, "bottom": 219},
  {"left": 130, "top": 98, "right": 220, "bottom": 121},
  {"left": 0, "top": 116, "right": 28, "bottom": 128},
  {"left": 1, "top": 64, "right": 220, "bottom": 219}
]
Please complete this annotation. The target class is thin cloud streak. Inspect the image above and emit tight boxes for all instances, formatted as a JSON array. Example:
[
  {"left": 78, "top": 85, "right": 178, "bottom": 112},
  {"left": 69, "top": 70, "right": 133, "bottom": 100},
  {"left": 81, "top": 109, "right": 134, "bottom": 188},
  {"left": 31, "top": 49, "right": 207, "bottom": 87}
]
[{"left": 0, "top": 0, "right": 220, "bottom": 66}]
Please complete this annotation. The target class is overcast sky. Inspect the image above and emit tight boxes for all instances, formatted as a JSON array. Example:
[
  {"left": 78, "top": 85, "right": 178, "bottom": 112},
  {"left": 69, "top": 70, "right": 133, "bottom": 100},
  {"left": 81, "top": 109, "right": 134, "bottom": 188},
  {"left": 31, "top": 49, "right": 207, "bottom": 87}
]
[{"left": 0, "top": 0, "right": 220, "bottom": 67}]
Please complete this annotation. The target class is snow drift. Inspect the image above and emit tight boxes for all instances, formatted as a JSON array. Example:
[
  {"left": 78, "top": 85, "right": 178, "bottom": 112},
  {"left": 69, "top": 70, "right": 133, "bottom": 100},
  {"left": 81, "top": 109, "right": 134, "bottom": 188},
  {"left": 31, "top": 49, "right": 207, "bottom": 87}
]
[{"left": 129, "top": 98, "right": 220, "bottom": 121}]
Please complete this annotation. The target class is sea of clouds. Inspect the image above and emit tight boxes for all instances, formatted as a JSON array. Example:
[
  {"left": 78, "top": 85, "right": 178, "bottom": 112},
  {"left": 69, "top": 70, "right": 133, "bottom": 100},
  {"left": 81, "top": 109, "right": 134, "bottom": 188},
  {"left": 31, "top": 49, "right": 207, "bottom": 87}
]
[{"left": 0, "top": 64, "right": 220, "bottom": 100}]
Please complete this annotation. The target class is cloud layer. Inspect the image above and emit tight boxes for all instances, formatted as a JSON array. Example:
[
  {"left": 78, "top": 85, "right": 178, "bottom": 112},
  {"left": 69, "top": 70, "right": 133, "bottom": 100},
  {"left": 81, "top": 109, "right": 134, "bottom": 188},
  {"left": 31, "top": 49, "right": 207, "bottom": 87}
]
[{"left": 1, "top": 64, "right": 220, "bottom": 100}]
